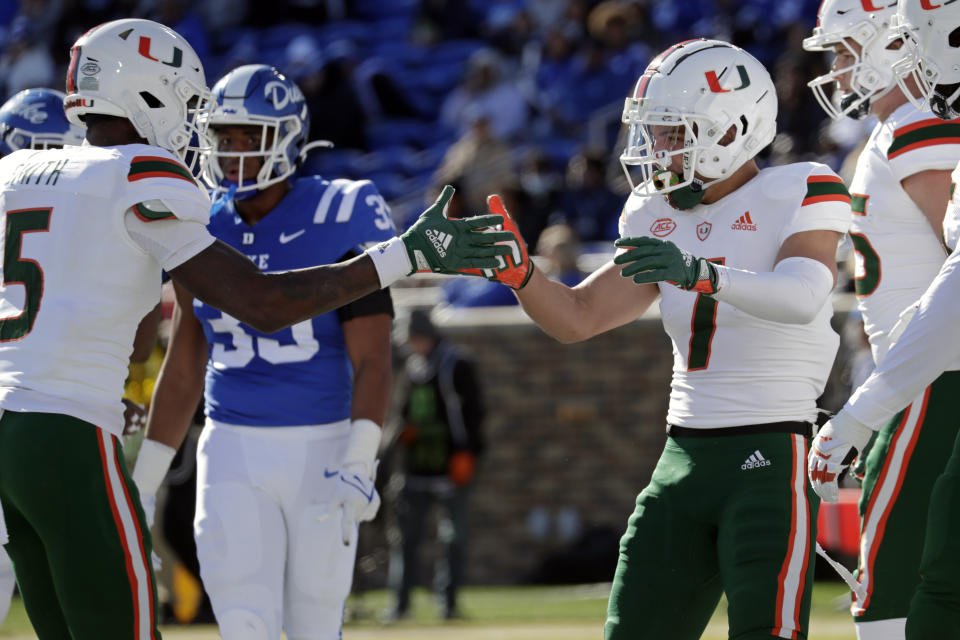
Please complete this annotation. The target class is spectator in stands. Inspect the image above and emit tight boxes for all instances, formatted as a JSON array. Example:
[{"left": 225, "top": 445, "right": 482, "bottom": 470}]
[
  {"left": 383, "top": 309, "right": 486, "bottom": 622},
  {"left": 439, "top": 48, "right": 528, "bottom": 142},
  {"left": 0, "top": 16, "right": 55, "bottom": 101},
  {"left": 432, "top": 108, "right": 514, "bottom": 215},
  {"left": 535, "top": 223, "right": 587, "bottom": 288},
  {"left": 287, "top": 36, "right": 369, "bottom": 150},
  {"left": 412, "top": 0, "right": 481, "bottom": 45},
  {"left": 516, "top": 148, "right": 564, "bottom": 250},
  {"left": 146, "top": 0, "right": 210, "bottom": 62},
  {"left": 554, "top": 150, "right": 622, "bottom": 242}
]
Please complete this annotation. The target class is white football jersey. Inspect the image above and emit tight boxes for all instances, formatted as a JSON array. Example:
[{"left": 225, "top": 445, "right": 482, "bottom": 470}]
[
  {"left": 0, "top": 144, "right": 214, "bottom": 435},
  {"left": 848, "top": 104, "right": 960, "bottom": 363},
  {"left": 620, "top": 163, "right": 851, "bottom": 429},
  {"left": 943, "top": 162, "right": 960, "bottom": 252}
]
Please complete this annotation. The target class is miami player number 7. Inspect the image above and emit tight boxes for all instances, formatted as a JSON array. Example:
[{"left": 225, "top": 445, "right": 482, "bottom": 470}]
[
  {"left": 0, "top": 207, "right": 51, "bottom": 341},
  {"left": 687, "top": 257, "right": 724, "bottom": 371}
]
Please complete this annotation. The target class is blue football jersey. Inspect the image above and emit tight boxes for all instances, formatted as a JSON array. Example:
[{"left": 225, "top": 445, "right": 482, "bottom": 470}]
[{"left": 194, "top": 176, "right": 396, "bottom": 426}]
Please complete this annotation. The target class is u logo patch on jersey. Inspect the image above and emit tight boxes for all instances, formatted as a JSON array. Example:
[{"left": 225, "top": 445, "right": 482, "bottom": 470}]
[{"left": 696, "top": 221, "right": 712, "bottom": 241}]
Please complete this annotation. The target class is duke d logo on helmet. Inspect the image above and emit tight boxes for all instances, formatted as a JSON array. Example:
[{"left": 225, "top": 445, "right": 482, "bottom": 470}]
[{"left": 704, "top": 65, "right": 750, "bottom": 93}]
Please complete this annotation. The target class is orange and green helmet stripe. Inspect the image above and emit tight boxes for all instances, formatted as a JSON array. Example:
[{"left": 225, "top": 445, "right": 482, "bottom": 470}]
[
  {"left": 888, "top": 118, "right": 960, "bottom": 160},
  {"left": 127, "top": 155, "right": 195, "bottom": 184},
  {"left": 802, "top": 174, "right": 851, "bottom": 206}
]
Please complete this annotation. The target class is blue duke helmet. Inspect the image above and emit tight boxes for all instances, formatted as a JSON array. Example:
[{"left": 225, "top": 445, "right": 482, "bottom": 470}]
[
  {"left": 203, "top": 64, "right": 329, "bottom": 199},
  {"left": 0, "top": 88, "right": 86, "bottom": 156}
]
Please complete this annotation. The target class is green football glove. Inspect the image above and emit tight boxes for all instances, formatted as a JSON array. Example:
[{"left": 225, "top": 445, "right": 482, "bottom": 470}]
[
  {"left": 455, "top": 194, "right": 534, "bottom": 289},
  {"left": 401, "top": 185, "right": 515, "bottom": 275},
  {"left": 614, "top": 236, "right": 719, "bottom": 294}
]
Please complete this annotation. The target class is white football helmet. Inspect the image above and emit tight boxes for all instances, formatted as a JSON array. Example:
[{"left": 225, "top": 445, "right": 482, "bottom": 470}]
[
  {"left": 892, "top": 0, "right": 960, "bottom": 119},
  {"left": 620, "top": 39, "right": 777, "bottom": 209},
  {"left": 803, "top": 0, "right": 906, "bottom": 120},
  {"left": 64, "top": 18, "right": 213, "bottom": 170}
]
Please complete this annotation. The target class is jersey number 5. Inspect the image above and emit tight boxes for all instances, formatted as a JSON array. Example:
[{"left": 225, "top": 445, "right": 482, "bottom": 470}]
[{"left": 0, "top": 208, "right": 51, "bottom": 341}]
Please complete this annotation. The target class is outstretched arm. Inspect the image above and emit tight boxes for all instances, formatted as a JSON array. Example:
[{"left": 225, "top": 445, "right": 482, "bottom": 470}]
[{"left": 169, "top": 186, "right": 514, "bottom": 334}]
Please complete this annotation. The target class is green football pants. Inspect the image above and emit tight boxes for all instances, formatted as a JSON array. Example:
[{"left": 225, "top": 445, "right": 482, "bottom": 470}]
[
  {"left": 605, "top": 431, "right": 818, "bottom": 640},
  {"left": 905, "top": 391, "right": 960, "bottom": 639},
  {"left": 855, "top": 371, "right": 960, "bottom": 623},
  {"left": 0, "top": 410, "right": 161, "bottom": 639}
]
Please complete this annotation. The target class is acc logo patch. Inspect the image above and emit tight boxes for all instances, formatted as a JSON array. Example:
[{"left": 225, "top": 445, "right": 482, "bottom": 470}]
[
  {"left": 650, "top": 218, "right": 676, "bottom": 237},
  {"left": 697, "top": 221, "right": 712, "bottom": 241}
]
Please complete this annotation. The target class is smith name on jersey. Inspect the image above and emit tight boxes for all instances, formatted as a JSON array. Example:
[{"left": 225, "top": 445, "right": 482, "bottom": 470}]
[
  {"left": 620, "top": 163, "right": 851, "bottom": 429},
  {"left": 0, "top": 144, "right": 213, "bottom": 435},
  {"left": 194, "top": 176, "right": 395, "bottom": 427}
]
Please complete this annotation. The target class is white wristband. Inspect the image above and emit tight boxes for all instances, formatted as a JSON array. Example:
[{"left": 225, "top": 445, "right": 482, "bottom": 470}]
[
  {"left": 343, "top": 419, "right": 382, "bottom": 477},
  {"left": 131, "top": 438, "right": 176, "bottom": 496},
  {"left": 365, "top": 237, "right": 412, "bottom": 287}
]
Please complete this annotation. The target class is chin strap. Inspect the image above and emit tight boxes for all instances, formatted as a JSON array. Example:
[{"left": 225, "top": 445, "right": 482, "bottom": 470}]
[
  {"left": 653, "top": 171, "right": 706, "bottom": 210},
  {"left": 210, "top": 181, "right": 238, "bottom": 217}
]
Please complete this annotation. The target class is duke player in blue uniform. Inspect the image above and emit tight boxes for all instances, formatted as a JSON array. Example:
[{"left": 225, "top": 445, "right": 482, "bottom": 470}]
[{"left": 133, "top": 65, "right": 396, "bottom": 640}]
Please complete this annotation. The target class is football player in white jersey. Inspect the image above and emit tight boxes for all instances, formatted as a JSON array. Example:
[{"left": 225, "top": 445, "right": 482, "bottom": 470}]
[
  {"left": 809, "top": 2, "right": 960, "bottom": 638},
  {"left": 135, "top": 63, "right": 396, "bottom": 640},
  {"left": 0, "top": 19, "right": 513, "bottom": 640},
  {"left": 802, "top": 2, "right": 960, "bottom": 637},
  {"left": 471, "top": 39, "right": 850, "bottom": 640},
  {"left": 0, "top": 85, "right": 86, "bottom": 630}
]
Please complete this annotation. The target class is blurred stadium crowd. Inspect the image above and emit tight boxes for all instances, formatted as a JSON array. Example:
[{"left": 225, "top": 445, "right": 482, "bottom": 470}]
[{"left": 0, "top": 0, "right": 873, "bottom": 258}]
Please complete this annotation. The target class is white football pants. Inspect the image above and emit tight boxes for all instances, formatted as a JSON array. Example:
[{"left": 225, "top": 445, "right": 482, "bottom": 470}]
[{"left": 194, "top": 419, "right": 356, "bottom": 640}]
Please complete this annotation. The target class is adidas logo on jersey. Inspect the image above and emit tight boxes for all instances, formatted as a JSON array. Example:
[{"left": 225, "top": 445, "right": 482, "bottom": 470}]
[
  {"left": 741, "top": 450, "right": 771, "bottom": 470},
  {"left": 731, "top": 212, "right": 757, "bottom": 231},
  {"left": 425, "top": 228, "right": 452, "bottom": 257}
]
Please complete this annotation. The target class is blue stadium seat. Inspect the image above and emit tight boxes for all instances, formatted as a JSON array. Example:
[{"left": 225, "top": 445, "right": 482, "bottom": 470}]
[{"left": 366, "top": 118, "right": 455, "bottom": 151}]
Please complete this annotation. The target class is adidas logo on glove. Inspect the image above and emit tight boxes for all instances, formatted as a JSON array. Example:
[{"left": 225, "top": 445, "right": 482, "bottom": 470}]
[
  {"left": 425, "top": 229, "right": 452, "bottom": 257},
  {"left": 741, "top": 450, "right": 771, "bottom": 470}
]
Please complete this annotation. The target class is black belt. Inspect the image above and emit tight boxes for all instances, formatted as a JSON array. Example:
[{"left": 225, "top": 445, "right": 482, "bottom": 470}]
[{"left": 666, "top": 421, "right": 813, "bottom": 438}]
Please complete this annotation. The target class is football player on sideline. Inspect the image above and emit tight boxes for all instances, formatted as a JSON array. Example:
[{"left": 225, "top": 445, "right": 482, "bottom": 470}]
[
  {"left": 0, "top": 19, "right": 511, "bottom": 640},
  {"left": 808, "top": 2, "right": 960, "bottom": 638},
  {"left": 477, "top": 39, "right": 850, "bottom": 640},
  {"left": 133, "top": 63, "right": 396, "bottom": 640},
  {"left": 802, "top": 2, "right": 960, "bottom": 637},
  {"left": 0, "top": 85, "right": 86, "bottom": 629}
]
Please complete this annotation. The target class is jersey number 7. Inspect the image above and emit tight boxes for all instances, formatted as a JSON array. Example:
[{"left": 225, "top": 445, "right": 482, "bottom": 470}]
[{"left": 687, "top": 257, "right": 724, "bottom": 371}]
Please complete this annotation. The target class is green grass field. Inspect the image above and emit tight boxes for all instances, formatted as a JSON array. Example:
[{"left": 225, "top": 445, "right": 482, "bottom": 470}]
[{"left": 0, "top": 581, "right": 857, "bottom": 639}]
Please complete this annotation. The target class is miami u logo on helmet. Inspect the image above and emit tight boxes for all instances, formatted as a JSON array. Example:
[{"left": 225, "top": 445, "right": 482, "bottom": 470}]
[{"left": 704, "top": 65, "right": 750, "bottom": 93}]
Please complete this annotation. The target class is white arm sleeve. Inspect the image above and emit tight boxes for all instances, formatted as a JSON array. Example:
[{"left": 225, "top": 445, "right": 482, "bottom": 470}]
[
  {"left": 711, "top": 257, "right": 835, "bottom": 324},
  {"left": 846, "top": 247, "right": 960, "bottom": 428}
]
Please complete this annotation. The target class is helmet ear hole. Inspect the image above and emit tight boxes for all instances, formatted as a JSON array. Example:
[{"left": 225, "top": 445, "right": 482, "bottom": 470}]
[
  {"left": 718, "top": 124, "right": 738, "bottom": 147},
  {"left": 949, "top": 26, "right": 960, "bottom": 48},
  {"left": 139, "top": 92, "right": 164, "bottom": 109}
]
